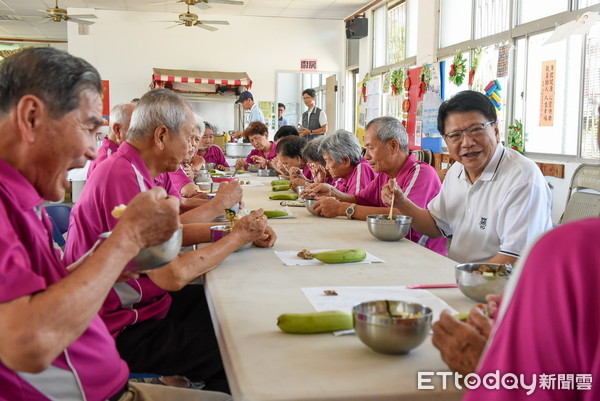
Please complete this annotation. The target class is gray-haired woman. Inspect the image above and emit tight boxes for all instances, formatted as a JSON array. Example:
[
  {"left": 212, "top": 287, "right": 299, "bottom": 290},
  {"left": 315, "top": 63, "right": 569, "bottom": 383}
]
[{"left": 309, "top": 130, "right": 375, "bottom": 196}]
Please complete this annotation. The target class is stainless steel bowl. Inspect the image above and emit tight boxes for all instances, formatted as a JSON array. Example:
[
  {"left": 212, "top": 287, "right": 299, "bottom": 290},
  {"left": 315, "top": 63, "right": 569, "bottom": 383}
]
[
  {"left": 100, "top": 227, "right": 183, "bottom": 272},
  {"left": 295, "top": 186, "right": 306, "bottom": 196},
  {"left": 455, "top": 263, "right": 512, "bottom": 303},
  {"left": 195, "top": 169, "right": 211, "bottom": 183},
  {"left": 257, "top": 169, "right": 277, "bottom": 177},
  {"left": 366, "top": 214, "right": 412, "bottom": 241},
  {"left": 247, "top": 163, "right": 260, "bottom": 172},
  {"left": 353, "top": 300, "right": 432, "bottom": 355},
  {"left": 210, "top": 224, "right": 252, "bottom": 251},
  {"left": 225, "top": 142, "right": 254, "bottom": 158},
  {"left": 304, "top": 198, "right": 318, "bottom": 215},
  {"left": 205, "top": 162, "right": 216, "bottom": 171}
]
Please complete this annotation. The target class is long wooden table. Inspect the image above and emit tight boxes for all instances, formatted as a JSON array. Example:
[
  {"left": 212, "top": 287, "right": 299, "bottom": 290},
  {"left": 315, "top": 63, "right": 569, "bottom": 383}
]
[{"left": 203, "top": 176, "right": 475, "bottom": 401}]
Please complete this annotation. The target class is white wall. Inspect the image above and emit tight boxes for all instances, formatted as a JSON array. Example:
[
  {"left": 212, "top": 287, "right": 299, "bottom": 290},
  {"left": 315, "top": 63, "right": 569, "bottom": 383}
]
[{"left": 67, "top": 8, "right": 345, "bottom": 132}]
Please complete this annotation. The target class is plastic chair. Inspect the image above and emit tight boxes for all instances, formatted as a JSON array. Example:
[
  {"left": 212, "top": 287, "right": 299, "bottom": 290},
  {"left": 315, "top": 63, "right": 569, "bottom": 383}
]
[
  {"left": 45, "top": 204, "right": 72, "bottom": 247},
  {"left": 413, "top": 149, "right": 434, "bottom": 166},
  {"left": 559, "top": 163, "right": 600, "bottom": 224}
]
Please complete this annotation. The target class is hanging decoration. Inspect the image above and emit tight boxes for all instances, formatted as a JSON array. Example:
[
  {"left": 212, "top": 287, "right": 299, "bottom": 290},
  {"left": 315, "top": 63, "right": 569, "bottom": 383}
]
[
  {"left": 383, "top": 71, "right": 391, "bottom": 94},
  {"left": 508, "top": 119, "right": 525, "bottom": 154},
  {"left": 391, "top": 68, "right": 404, "bottom": 96},
  {"left": 360, "top": 74, "right": 371, "bottom": 102},
  {"left": 484, "top": 79, "right": 502, "bottom": 110},
  {"left": 449, "top": 51, "right": 467, "bottom": 86},
  {"left": 401, "top": 73, "right": 411, "bottom": 127},
  {"left": 419, "top": 64, "right": 431, "bottom": 96},
  {"left": 469, "top": 47, "right": 481, "bottom": 87}
]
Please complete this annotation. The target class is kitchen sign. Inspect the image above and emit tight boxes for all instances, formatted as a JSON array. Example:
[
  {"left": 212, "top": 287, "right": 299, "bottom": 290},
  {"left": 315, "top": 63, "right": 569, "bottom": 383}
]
[{"left": 300, "top": 59, "right": 318, "bottom": 71}]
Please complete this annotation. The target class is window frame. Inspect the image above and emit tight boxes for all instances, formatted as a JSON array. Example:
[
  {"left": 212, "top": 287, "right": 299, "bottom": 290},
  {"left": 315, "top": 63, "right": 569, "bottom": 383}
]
[{"left": 436, "top": 0, "right": 600, "bottom": 162}]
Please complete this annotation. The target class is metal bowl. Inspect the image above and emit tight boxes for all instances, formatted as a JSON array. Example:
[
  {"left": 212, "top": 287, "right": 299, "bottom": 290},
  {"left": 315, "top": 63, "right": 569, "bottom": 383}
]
[
  {"left": 366, "top": 214, "right": 412, "bottom": 241},
  {"left": 247, "top": 163, "right": 260, "bottom": 172},
  {"left": 99, "top": 227, "right": 183, "bottom": 272},
  {"left": 204, "top": 162, "right": 216, "bottom": 171},
  {"left": 295, "top": 185, "right": 306, "bottom": 196},
  {"left": 455, "top": 263, "right": 512, "bottom": 303},
  {"left": 210, "top": 224, "right": 252, "bottom": 251},
  {"left": 211, "top": 175, "right": 235, "bottom": 183},
  {"left": 257, "top": 168, "right": 277, "bottom": 177},
  {"left": 304, "top": 198, "right": 318, "bottom": 216},
  {"left": 225, "top": 142, "right": 253, "bottom": 158},
  {"left": 353, "top": 300, "right": 432, "bottom": 355}
]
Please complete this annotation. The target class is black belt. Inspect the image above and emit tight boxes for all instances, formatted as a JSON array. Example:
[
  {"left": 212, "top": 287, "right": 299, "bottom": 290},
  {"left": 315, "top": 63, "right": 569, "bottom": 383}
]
[{"left": 108, "top": 382, "right": 129, "bottom": 401}]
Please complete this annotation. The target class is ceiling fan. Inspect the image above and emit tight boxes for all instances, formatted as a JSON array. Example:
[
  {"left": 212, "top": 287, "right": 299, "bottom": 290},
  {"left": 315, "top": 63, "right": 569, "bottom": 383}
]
[
  {"left": 160, "top": 4, "right": 230, "bottom": 31},
  {"left": 0, "top": 0, "right": 97, "bottom": 25},
  {"left": 153, "top": 0, "right": 244, "bottom": 11},
  {"left": 40, "top": 0, "right": 97, "bottom": 24}
]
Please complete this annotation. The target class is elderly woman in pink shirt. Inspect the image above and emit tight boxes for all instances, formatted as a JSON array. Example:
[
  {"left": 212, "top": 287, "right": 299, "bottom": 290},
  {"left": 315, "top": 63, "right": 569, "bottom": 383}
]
[
  {"left": 235, "top": 121, "right": 277, "bottom": 171},
  {"left": 317, "top": 129, "right": 375, "bottom": 195}
]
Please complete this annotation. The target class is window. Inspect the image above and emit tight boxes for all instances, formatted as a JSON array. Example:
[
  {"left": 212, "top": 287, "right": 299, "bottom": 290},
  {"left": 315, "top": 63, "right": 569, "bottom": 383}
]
[
  {"left": 581, "top": 23, "right": 600, "bottom": 159},
  {"left": 439, "top": 0, "right": 473, "bottom": 47},
  {"left": 372, "top": 1, "right": 411, "bottom": 69},
  {"left": 578, "top": 0, "right": 600, "bottom": 8},
  {"left": 372, "top": 6, "right": 387, "bottom": 68},
  {"left": 474, "top": 0, "right": 510, "bottom": 39},
  {"left": 518, "top": 0, "right": 568, "bottom": 24},
  {"left": 515, "top": 31, "right": 582, "bottom": 155},
  {"left": 387, "top": 1, "right": 406, "bottom": 65}
]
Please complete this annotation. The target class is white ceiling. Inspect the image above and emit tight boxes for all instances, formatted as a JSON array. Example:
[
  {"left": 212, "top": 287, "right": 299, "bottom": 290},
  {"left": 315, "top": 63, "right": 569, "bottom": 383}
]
[{"left": 0, "top": 0, "right": 371, "bottom": 41}]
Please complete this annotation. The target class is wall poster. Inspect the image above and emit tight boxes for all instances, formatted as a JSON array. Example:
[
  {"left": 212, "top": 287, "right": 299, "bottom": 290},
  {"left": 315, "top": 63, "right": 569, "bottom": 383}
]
[{"left": 539, "top": 60, "right": 556, "bottom": 127}]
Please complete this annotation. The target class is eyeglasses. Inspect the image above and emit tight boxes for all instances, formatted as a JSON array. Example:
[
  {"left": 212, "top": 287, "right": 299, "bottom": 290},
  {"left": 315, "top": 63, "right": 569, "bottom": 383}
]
[{"left": 443, "top": 121, "right": 495, "bottom": 144}]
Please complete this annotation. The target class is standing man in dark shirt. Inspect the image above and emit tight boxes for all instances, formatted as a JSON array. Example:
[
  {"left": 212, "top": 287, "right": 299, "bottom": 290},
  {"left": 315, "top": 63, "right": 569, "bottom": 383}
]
[{"left": 299, "top": 88, "right": 327, "bottom": 141}]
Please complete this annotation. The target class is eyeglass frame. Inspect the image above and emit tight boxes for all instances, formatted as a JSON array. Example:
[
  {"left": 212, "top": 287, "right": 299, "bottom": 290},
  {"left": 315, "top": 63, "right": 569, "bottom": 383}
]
[{"left": 442, "top": 120, "right": 496, "bottom": 144}]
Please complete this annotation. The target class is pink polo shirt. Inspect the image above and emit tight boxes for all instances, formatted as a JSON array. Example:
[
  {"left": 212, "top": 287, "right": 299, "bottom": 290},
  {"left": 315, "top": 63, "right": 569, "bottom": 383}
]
[
  {"left": 199, "top": 144, "right": 229, "bottom": 167},
  {"left": 246, "top": 141, "right": 278, "bottom": 164},
  {"left": 464, "top": 218, "right": 600, "bottom": 400},
  {"left": 87, "top": 136, "right": 118, "bottom": 179},
  {"left": 165, "top": 165, "right": 193, "bottom": 193},
  {"left": 333, "top": 159, "right": 375, "bottom": 195},
  {"left": 0, "top": 159, "right": 128, "bottom": 401},
  {"left": 355, "top": 153, "right": 446, "bottom": 255},
  {"left": 64, "top": 142, "right": 172, "bottom": 337},
  {"left": 154, "top": 172, "right": 183, "bottom": 200}
]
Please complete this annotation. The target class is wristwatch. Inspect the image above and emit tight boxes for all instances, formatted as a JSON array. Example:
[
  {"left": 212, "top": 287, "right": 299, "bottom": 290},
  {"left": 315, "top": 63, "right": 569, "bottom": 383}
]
[{"left": 345, "top": 203, "right": 357, "bottom": 220}]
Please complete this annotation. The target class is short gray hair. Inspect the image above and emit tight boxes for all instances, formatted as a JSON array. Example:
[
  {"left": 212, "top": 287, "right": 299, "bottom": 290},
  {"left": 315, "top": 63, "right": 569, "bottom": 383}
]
[
  {"left": 319, "top": 129, "right": 362, "bottom": 165},
  {"left": 365, "top": 116, "right": 408, "bottom": 152},
  {"left": 109, "top": 103, "right": 134, "bottom": 130},
  {"left": 302, "top": 136, "right": 326, "bottom": 165},
  {"left": 204, "top": 121, "right": 217, "bottom": 134},
  {"left": 127, "top": 89, "right": 192, "bottom": 141},
  {"left": 194, "top": 114, "right": 205, "bottom": 135},
  {"left": 0, "top": 47, "right": 102, "bottom": 119}
]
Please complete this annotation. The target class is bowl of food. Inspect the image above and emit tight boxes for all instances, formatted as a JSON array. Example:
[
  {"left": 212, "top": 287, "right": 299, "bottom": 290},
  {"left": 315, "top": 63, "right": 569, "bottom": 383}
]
[
  {"left": 352, "top": 300, "right": 432, "bottom": 355},
  {"left": 366, "top": 214, "right": 412, "bottom": 241},
  {"left": 210, "top": 224, "right": 252, "bottom": 251},
  {"left": 100, "top": 227, "right": 183, "bottom": 272},
  {"left": 211, "top": 175, "right": 235, "bottom": 183},
  {"left": 257, "top": 168, "right": 278, "bottom": 177},
  {"left": 247, "top": 163, "right": 260, "bottom": 172},
  {"left": 204, "top": 162, "right": 216, "bottom": 171},
  {"left": 455, "top": 263, "right": 512, "bottom": 303},
  {"left": 304, "top": 198, "right": 318, "bottom": 216},
  {"left": 295, "top": 185, "right": 306, "bottom": 196}
]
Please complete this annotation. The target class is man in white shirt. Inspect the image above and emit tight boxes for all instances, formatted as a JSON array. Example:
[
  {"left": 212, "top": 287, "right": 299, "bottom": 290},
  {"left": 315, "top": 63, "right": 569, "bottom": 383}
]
[
  {"left": 382, "top": 90, "right": 552, "bottom": 264},
  {"left": 299, "top": 88, "right": 327, "bottom": 141}
]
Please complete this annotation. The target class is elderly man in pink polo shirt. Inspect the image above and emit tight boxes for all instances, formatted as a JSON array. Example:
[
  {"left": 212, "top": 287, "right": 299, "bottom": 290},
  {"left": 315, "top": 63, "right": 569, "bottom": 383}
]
[
  {"left": 64, "top": 88, "right": 276, "bottom": 393},
  {"left": 304, "top": 116, "right": 446, "bottom": 256},
  {"left": 0, "top": 48, "right": 230, "bottom": 401},
  {"left": 87, "top": 102, "right": 135, "bottom": 179}
]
